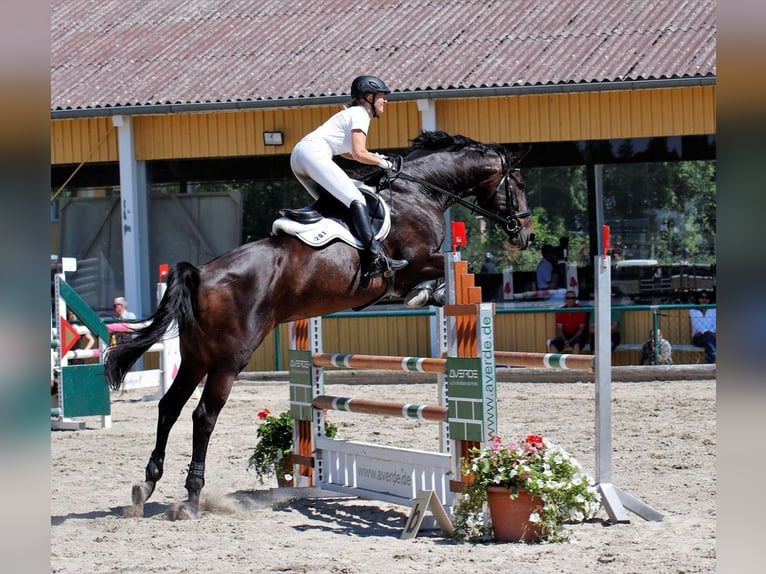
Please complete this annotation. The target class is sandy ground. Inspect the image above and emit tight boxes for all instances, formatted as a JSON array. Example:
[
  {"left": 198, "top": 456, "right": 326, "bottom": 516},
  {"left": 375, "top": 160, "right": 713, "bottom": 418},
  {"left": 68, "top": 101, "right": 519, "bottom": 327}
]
[{"left": 51, "top": 376, "right": 716, "bottom": 573}]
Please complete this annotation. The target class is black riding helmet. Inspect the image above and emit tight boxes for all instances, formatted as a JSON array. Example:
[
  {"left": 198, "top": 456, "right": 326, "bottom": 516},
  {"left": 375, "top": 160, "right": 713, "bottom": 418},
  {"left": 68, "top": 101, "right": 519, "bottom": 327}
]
[
  {"left": 351, "top": 76, "right": 391, "bottom": 118},
  {"left": 350, "top": 75, "right": 391, "bottom": 98}
]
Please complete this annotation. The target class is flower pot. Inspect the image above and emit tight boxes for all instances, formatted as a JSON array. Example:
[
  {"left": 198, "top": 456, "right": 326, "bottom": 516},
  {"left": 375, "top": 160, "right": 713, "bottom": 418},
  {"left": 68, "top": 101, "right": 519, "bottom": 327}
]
[
  {"left": 486, "top": 487, "right": 544, "bottom": 542},
  {"left": 276, "top": 475, "right": 294, "bottom": 488},
  {"left": 276, "top": 458, "right": 294, "bottom": 488}
]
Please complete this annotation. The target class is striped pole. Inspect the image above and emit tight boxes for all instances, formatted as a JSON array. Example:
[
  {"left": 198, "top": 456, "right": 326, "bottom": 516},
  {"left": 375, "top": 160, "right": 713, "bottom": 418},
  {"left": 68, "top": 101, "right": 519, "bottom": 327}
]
[
  {"left": 495, "top": 351, "right": 594, "bottom": 371},
  {"left": 314, "top": 351, "right": 594, "bottom": 372},
  {"left": 313, "top": 395, "right": 447, "bottom": 422},
  {"left": 313, "top": 353, "right": 445, "bottom": 373}
]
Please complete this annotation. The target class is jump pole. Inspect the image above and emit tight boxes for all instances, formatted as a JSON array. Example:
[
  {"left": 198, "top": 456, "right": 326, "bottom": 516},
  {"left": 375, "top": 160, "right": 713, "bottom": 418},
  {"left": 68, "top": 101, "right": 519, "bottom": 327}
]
[
  {"left": 314, "top": 350, "right": 592, "bottom": 372},
  {"left": 594, "top": 226, "right": 662, "bottom": 522}
]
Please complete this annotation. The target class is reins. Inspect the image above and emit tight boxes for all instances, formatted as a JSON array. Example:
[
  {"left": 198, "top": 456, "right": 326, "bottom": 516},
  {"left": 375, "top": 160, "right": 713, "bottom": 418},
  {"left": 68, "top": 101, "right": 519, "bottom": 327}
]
[{"left": 384, "top": 150, "right": 532, "bottom": 235}]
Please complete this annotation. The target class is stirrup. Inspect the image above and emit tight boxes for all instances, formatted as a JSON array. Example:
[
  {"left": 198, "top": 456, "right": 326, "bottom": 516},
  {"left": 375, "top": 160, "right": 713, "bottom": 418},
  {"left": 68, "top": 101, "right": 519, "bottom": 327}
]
[{"left": 365, "top": 255, "right": 408, "bottom": 279}]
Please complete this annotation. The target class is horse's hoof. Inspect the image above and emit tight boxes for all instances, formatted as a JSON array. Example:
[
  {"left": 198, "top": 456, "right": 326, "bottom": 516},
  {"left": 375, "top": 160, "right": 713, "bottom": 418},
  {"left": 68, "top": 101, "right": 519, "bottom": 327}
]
[
  {"left": 130, "top": 481, "right": 155, "bottom": 517},
  {"left": 131, "top": 484, "right": 145, "bottom": 517},
  {"left": 431, "top": 285, "right": 446, "bottom": 307},
  {"left": 404, "top": 288, "right": 431, "bottom": 308},
  {"left": 176, "top": 501, "right": 198, "bottom": 520}
]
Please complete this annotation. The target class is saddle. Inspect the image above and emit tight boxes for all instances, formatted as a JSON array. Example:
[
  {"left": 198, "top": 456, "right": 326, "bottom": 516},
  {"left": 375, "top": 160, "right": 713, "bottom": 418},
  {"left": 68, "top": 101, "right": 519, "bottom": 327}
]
[{"left": 272, "top": 186, "right": 391, "bottom": 248}]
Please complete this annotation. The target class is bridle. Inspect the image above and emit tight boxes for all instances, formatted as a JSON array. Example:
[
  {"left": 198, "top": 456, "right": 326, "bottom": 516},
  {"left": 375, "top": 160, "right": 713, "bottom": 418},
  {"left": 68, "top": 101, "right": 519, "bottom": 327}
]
[
  {"left": 479, "top": 150, "right": 532, "bottom": 236},
  {"left": 386, "top": 147, "right": 532, "bottom": 238}
]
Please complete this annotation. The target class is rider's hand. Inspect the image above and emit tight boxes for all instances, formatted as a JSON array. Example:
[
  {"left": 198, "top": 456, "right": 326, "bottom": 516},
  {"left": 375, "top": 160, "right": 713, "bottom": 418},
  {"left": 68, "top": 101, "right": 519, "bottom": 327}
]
[{"left": 379, "top": 158, "right": 394, "bottom": 170}]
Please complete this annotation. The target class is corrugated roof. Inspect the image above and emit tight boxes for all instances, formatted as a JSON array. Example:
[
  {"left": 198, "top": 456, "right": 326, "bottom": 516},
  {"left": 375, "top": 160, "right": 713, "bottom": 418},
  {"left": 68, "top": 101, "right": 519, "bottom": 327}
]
[{"left": 51, "top": 0, "right": 716, "bottom": 113}]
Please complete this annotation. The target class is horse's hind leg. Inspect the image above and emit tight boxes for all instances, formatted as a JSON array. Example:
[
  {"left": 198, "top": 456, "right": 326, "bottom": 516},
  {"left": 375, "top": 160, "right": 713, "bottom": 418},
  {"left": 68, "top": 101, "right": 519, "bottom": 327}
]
[
  {"left": 131, "top": 360, "right": 206, "bottom": 516},
  {"left": 178, "top": 366, "right": 237, "bottom": 519}
]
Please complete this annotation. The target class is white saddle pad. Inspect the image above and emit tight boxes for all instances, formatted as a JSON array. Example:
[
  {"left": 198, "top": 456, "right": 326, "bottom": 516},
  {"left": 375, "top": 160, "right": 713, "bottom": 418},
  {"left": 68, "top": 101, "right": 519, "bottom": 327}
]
[{"left": 272, "top": 199, "right": 392, "bottom": 248}]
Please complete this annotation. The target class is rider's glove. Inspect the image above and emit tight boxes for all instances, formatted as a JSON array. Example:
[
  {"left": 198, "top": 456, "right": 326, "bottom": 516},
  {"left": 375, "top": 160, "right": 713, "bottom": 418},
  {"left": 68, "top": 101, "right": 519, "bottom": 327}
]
[{"left": 379, "top": 158, "right": 394, "bottom": 171}]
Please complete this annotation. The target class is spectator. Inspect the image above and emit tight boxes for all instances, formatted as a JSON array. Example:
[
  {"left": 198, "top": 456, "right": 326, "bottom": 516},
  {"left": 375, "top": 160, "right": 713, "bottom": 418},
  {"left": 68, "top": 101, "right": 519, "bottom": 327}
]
[
  {"left": 480, "top": 252, "right": 497, "bottom": 274},
  {"left": 689, "top": 290, "right": 716, "bottom": 363},
  {"left": 536, "top": 244, "right": 559, "bottom": 290},
  {"left": 67, "top": 309, "right": 95, "bottom": 365},
  {"left": 479, "top": 252, "right": 501, "bottom": 301},
  {"left": 113, "top": 296, "right": 137, "bottom": 320},
  {"left": 554, "top": 245, "right": 568, "bottom": 289},
  {"left": 639, "top": 328, "right": 673, "bottom": 365},
  {"left": 587, "top": 289, "right": 622, "bottom": 352},
  {"left": 548, "top": 290, "right": 588, "bottom": 354}
]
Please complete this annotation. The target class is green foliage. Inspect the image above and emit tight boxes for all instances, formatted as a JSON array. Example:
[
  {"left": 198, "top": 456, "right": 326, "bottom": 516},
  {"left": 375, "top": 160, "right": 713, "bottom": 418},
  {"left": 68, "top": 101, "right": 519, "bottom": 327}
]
[
  {"left": 248, "top": 408, "right": 338, "bottom": 483},
  {"left": 452, "top": 160, "right": 715, "bottom": 271}
]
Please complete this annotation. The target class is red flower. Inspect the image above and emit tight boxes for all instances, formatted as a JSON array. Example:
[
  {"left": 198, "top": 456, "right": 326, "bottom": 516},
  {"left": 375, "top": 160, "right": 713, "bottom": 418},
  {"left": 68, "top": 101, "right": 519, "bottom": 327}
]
[
  {"left": 257, "top": 408, "right": 271, "bottom": 420},
  {"left": 525, "top": 434, "right": 544, "bottom": 448}
]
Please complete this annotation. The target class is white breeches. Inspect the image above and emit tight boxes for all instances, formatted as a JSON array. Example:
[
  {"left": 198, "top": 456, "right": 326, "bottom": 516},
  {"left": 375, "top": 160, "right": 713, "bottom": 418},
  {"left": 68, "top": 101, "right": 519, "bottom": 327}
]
[{"left": 290, "top": 139, "right": 365, "bottom": 207}]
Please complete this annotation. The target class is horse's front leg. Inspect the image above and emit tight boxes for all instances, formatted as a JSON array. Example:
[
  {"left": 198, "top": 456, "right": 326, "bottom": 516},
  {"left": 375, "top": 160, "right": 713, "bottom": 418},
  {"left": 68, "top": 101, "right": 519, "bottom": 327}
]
[
  {"left": 131, "top": 361, "right": 204, "bottom": 517},
  {"left": 402, "top": 251, "right": 447, "bottom": 308},
  {"left": 177, "top": 368, "right": 236, "bottom": 520}
]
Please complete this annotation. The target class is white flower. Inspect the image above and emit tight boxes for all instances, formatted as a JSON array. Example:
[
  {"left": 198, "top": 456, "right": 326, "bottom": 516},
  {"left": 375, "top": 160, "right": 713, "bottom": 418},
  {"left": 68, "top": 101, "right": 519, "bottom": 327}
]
[{"left": 529, "top": 512, "right": 541, "bottom": 523}]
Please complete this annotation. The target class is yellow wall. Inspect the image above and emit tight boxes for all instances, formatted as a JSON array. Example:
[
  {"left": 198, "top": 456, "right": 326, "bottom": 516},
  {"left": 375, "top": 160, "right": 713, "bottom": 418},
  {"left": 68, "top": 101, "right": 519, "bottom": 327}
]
[
  {"left": 51, "top": 117, "right": 120, "bottom": 164},
  {"left": 51, "top": 86, "right": 716, "bottom": 165},
  {"left": 437, "top": 86, "right": 716, "bottom": 142}
]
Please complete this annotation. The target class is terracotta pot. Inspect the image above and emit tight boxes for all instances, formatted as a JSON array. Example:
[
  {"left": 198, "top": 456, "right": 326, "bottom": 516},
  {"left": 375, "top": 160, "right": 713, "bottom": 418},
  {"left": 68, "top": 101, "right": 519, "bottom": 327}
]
[
  {"left": 486, "top": 486, "right": 544, "bottom": 542},
  {"left": 276, "top": 458, "right": 294, "bottom": 488},
  {"left": 276, "top": 475, "right": 294, "bottom": 488}
]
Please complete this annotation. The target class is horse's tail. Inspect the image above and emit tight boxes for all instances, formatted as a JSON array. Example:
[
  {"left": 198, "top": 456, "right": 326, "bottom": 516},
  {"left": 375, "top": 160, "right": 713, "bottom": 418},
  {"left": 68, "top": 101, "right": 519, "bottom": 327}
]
[{"left": 104, "top": 262, "right": 200, "bottom": 390}]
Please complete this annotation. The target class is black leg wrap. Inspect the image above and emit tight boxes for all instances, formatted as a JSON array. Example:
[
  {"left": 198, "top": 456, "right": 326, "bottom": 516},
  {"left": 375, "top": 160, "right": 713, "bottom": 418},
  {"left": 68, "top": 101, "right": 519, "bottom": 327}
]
[
  {"left": 185, "top": 461, "right": 206, "bottom": 492},
  {"left": 146, "top": 455, "right": 164, "bottom": 482}
]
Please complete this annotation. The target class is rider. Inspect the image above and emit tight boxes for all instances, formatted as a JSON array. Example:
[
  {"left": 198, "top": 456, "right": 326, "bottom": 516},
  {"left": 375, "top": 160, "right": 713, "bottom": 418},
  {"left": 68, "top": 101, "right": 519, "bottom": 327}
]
[{"left": 290, "top": 75, "right": 408, "bottom": 279}]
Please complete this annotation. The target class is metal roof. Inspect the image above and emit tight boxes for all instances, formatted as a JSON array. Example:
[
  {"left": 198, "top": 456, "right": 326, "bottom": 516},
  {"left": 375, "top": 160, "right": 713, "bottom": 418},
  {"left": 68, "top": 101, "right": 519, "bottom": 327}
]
[{"left": 51, "top": 0, "right": 716, "bottom": 116}]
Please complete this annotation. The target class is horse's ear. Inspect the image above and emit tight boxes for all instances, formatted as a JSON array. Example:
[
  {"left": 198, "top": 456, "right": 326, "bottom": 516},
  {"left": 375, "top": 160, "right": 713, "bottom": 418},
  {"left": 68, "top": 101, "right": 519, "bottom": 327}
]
[{"left": 510, "top": 146, "right": 532, "bottom": 165}]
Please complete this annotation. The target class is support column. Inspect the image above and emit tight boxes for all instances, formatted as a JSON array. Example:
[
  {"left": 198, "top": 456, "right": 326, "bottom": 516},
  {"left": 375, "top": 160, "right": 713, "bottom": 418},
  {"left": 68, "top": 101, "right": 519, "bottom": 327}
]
[
  {"left": 417, "top": 99, "right": 451, "bottom": 250},
  {"left": 112, "top": 114, "right": 150, "bottom": 317}
]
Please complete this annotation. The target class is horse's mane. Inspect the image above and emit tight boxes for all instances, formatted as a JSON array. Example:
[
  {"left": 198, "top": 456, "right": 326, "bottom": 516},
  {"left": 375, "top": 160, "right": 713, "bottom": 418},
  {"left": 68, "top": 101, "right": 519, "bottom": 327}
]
[
  {"left": 343, "top": 131, "right": 504, "bottom": 183},
  {"left": 407, "top": 130, "right": 502, "bottom": 157}
]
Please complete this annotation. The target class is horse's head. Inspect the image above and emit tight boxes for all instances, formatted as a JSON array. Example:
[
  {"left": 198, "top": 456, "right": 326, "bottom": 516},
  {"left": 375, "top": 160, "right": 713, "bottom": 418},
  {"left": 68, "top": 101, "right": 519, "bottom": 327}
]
[
  {"left": 404, "top": 131, "right": 534, "bottom": 249},
  {"left": 479, "top": 146, "right": 534, "bottom": 249}
]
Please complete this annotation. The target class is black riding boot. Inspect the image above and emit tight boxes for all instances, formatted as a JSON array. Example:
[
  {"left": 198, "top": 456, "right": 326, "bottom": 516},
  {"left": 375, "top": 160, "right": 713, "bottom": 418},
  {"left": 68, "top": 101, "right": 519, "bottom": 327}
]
[{"left": 349, "top": 200, "right": 408, "bottom": 279}]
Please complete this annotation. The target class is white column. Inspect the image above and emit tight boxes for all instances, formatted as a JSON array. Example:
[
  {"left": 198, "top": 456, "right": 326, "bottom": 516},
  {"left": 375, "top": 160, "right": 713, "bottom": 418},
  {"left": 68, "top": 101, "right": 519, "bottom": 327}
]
[
  {"left": 112, "top": 115, "right": 150, "bottom": 317},
  {"left": 417, "top": 99, "right": 451, "bottom": 249},
  {"left": 417, "top": 98, "right": 437, "bottom": 132}
]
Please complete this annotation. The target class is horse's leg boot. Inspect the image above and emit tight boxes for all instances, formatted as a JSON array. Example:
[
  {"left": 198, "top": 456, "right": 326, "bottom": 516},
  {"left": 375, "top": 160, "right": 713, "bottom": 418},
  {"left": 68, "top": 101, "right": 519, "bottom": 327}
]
[{"left": 349, "top": 200, "right": 408, "bottom": 278}]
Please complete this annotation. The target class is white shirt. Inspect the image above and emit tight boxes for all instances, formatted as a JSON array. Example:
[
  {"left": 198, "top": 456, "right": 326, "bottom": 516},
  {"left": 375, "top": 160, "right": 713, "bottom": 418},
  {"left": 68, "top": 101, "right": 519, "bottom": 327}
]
[
  {"left": 689, "top": 308, "right": 715, "bottom": 336},
  {"left": 299, "top": 106, "right": 371, "bottom": 156}
]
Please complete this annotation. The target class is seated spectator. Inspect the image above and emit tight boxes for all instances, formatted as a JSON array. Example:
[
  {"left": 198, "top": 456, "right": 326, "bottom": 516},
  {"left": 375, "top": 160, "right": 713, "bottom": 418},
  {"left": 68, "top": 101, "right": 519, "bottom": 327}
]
[
  {"left": 587, "top": 301, "right": 622, "bottom": 352},
  {"left": 67, "top": 309, "right": 95, "bottom": 365},
  {"left": 480, "top": 252, "right": 497, "bottom": 274},
  {"left": 639, "top": 328, "right": 673, "bottom": 365},
  {"left": 112, "top": 296, "right": 137, "bottom": 346},
  {"left": 113, "top": 296, "right": 137, "bottom": 320},
  {"left": 689, "top": 290, "right": 716, "bottom": 364},
  {"left": 536, "top": 244, "right": 559, "bottom": 291},
  {"left": 548, "top": 290, "right": 588, "bottom": 354}
]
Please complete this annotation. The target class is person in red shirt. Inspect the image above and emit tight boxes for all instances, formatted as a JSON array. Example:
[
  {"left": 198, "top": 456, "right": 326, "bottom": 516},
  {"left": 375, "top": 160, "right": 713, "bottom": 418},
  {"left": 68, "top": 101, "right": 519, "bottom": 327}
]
[{"left": 549, "top": 290, "right": 588, "bottom": 354}]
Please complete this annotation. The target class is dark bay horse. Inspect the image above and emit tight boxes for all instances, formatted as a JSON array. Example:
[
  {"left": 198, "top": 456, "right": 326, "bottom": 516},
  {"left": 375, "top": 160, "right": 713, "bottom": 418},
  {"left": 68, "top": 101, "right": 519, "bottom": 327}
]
[{"left": 104, "top": 130, "right": 534, "bottom": 518}]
